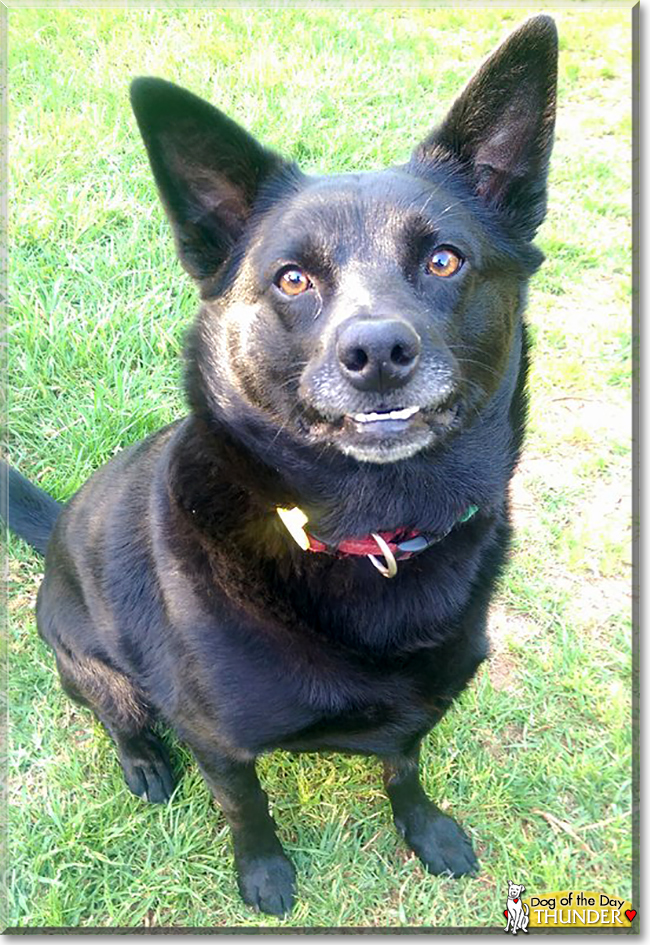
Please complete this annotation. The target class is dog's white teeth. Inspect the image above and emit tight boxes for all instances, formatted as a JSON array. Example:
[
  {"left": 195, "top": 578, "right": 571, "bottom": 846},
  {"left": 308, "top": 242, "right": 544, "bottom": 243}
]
[{"left": 352, "top": 406, "right": 420, "bottom": 423}]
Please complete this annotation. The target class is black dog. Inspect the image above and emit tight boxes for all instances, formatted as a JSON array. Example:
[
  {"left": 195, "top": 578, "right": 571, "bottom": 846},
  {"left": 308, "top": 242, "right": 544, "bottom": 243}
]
[{"left": 4, "top": 16, "right": 557, "bottom": 917}]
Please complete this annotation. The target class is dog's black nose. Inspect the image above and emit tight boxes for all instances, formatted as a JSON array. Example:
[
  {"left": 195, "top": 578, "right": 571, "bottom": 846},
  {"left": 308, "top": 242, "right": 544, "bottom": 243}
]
[{"left": 336, "top": 318, "right": 421, "bottom": 392}]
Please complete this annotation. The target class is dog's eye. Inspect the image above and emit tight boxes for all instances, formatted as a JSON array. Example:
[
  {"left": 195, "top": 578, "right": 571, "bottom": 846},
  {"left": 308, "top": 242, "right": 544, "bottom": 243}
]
[
  {"left": 426, "top": 247, "right": 463, "bottom": 278},
  {"left": 275, "top": 267, "right": 313, "bottom": 297}
]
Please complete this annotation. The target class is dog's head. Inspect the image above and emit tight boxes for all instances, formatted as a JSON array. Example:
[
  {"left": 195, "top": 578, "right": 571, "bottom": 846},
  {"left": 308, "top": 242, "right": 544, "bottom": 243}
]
[
  {"left": 131, "top": 16, "right": 557, "bottom": 467},
  {"left": 508, "top": 882, "right": 526, "bottom": 899}
]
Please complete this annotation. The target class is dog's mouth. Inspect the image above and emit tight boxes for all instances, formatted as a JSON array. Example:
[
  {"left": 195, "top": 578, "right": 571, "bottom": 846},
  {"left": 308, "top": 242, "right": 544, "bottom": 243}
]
[
  {"left": 346, "top": 402, "right": 459, "bottom": 430},
  {"left": 304, "top": 400, "right": 461, "bottom": 463},
  {"left": 348, "top": 404, "right": 420, "bottom": 429}
]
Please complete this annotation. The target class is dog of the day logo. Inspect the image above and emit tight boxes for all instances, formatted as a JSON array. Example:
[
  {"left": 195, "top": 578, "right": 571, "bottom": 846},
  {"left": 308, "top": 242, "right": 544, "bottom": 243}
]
[
  {"left": 501, "top": 886, "right": 636, "bottom": 930},
  {"left": 503, "top": 881, "right": 529, "bottom": 934}
]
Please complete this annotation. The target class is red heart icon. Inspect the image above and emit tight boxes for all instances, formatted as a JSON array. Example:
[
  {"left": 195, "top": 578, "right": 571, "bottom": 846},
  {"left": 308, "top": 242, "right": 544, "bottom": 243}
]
[
  {"left": 504, "top": 910, "right": 508, "bottom": 917},
  {"left": 625, "top": 910, "right": 636, "bottom": 922},
  {"left": 513, "top": 898, "right": 519, "bottom": 903}
]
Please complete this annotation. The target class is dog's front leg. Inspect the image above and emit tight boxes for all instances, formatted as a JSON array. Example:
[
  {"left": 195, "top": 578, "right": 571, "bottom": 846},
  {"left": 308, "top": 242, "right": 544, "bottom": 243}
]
[
  {"left": 192, "top": 747, "right": 296, "bottom": 916},
  {"left": 382, "top": 746, "right": 478, "bottom": 877}
]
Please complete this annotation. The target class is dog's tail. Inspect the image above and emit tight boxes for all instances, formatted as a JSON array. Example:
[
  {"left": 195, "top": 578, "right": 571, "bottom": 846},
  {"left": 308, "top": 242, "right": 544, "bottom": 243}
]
[{"left": 0, "top": 461, "right": 63, "bottom": 555}]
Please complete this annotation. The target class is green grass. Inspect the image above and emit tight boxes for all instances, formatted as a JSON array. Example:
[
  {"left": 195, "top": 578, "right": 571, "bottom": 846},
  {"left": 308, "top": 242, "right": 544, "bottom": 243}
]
[{"left": 5, "top": 6, "right": 633, "bottom": 930}]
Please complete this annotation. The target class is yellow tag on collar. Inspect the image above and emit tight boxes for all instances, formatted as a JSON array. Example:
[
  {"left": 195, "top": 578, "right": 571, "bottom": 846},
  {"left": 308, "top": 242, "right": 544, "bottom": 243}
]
[{"left": 276, "top": 506, "right": 310, "bottom": 551}]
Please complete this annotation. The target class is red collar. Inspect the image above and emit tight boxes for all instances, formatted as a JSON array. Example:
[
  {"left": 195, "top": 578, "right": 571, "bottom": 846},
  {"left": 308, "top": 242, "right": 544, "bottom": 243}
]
[
  {"left": 305, "top": 527, "right": 433, "bottom": 579},
  {"left": 276, "top": 505, "right": 479, "bottom": 578},
  {"left": 306, "top": 528, "right": 420, "bottom": 557}
]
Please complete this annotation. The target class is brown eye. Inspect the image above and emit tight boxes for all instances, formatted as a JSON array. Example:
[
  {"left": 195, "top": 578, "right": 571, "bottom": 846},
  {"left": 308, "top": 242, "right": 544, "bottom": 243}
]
[
  {"left": 426, "top": 247, "right": 463, "bottom": 278},
  {"left": 276, "top": 267, "right": 313, "bottom": 297}
]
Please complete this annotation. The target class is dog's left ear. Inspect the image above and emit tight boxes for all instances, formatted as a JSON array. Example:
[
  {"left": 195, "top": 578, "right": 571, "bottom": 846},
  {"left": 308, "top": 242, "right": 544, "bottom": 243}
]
[{"left": 414, "top": 15, "right": 558, "bottom": 239}]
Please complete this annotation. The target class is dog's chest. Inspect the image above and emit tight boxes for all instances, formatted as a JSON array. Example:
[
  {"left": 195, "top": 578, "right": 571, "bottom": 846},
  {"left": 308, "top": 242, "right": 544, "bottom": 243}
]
[
  {"left": 205, "top": 630, "right": 475, "bottom": 757},
  {"left": 272, "top": 694, "right": 437, "bottom": 756}
]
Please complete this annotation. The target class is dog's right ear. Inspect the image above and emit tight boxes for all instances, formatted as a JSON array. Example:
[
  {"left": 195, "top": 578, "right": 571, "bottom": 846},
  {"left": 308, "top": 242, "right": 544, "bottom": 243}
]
[{"left": 130, "top": 78, "right": 287, "bottom": 280}]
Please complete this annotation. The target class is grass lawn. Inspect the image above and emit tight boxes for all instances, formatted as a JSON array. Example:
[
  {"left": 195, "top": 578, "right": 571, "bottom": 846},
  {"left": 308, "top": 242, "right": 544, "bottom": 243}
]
[{"left": 5, "top": 6, "right": 634, "bottom": 930}]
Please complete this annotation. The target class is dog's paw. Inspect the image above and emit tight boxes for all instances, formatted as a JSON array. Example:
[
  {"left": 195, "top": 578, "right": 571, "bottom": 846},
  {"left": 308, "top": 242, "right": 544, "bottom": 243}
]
[
  {"left": 236, "top": 851, "right": 296, "bottom": 916},
  {"left": 395, "top": 803, "right": 478, "bottom": 877},
  {"left": 118, "top": 734, "right": 176, "bottom": 804}
]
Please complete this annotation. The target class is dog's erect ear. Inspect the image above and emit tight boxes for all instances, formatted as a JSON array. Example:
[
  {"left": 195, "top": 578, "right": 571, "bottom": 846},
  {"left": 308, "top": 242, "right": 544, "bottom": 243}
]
[
  {"left": 130, "top": 78, "right": 287, "bottom": 279},
  {"left": 413, "top": 15, "right": 558, "bottom": 239}
]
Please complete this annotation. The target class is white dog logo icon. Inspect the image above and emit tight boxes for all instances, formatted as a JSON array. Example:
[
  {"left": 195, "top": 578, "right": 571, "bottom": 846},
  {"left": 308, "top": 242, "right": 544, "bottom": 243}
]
[{"left": 504, "top": 881, "right": 529, "bottom": 934}]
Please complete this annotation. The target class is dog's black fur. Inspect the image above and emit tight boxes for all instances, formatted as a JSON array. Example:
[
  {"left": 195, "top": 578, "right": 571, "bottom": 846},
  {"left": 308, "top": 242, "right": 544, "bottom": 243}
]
[{"left": 3, "top": 17, "right": 557, "bottom": 916}]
